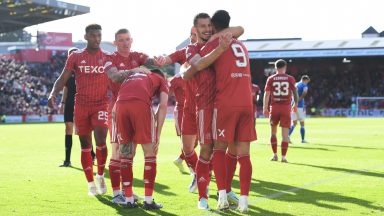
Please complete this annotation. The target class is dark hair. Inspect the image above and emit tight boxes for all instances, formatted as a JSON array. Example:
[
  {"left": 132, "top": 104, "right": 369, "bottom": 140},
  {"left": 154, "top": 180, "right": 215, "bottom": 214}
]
[
  {"left": 211, "top": 10, "right": 230, "bottom": 31},
  {"left": 193, "top": 13, "right": 210, "bottom": 26},
  {"left": 67, "top": 47, "right": 78, "bottom": 56},
  {"left": 115, "top": 28, "right": 130, "bottom": 39},
  {"left": 85, "top": 24, "right": 102, "bottom": 34},
  {"left": 301, "top": 75, "right": 310, "bottom": 81},
  {"left": 151, "top": 69, "right": 166, "bottom": 79},
  {"left": 275, "top": 59, "right": 287, "bottom": 68}
]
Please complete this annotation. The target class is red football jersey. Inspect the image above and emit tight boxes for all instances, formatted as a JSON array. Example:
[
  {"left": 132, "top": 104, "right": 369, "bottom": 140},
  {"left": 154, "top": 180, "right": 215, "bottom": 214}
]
[
  {"left": 117, "top": 73, "right": 169, "bottom": 106},
  {"left": 186, "top": 43, "right": 215, "bottom": 109},
  {"left": 169, "top": 48, "right": 187, "bottom": 65},
  {"left": 64, "top": 48, "right": 109, "bottom": 106},
  {"left": 264, "top": 73, "right": 296, "bottom": 106},
  {"left": 169, "top": 75, "right": 185, "bottom": 110},
  {"left": 200, "top": 38, "right": 252, "bottom": 108},
  {"left": 104, "top": 51, "right": 149, "bottom": 103}
]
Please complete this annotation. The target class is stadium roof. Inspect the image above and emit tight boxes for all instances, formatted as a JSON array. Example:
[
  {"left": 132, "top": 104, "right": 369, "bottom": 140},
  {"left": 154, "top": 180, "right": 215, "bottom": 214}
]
[
  {"left": 243, "top": 38, "right": 384, "bottom": 59},
  {"left": 0, "top": 0, "right": 90, "bottom": 33}
]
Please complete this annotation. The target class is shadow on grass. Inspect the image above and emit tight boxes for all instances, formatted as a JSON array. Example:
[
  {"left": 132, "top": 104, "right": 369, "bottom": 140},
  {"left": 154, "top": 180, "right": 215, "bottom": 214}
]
[
  {"left": 288, "top": 145, "right": 333, "bottom": 151},
  {"left": 228, "top": 177, "right": 384, "bottom": 213},
  {"left": 95, "top": 195, "right": 178, "bottom": 216},
  {"left": 70, "top": 166, "right": 176, "bottom": 196},
  {"left": 314, "top": 143, "right": 384, "bottom": 151},
  {"left": 290, "top": 162, "right": 384, "bottom": 179}
]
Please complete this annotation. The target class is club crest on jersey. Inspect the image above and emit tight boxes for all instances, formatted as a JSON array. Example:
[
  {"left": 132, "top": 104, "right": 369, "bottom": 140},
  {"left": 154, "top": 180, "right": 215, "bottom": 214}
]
[
  {"left": 119, "top": 63, "right": 125, "bottom": 67},
  {"left": 78, "top": 65, "right": 105, "bottom": 73},
  {"left": 80, "top": 60, "right": 86, "bottom": 64}
]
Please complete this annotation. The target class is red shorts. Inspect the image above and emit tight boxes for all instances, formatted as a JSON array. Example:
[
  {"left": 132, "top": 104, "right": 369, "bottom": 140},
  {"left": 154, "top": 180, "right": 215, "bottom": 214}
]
[
  {"left": 196, "top": 106, "right": 213, "bottom": 145},
  {"left": 173, "top": 107, "right": 183, "bottom": 136},
  {"left": 115, "top": 100, "right": 155, "bottom": 145},
  {"left": 108, "top": 101, "right": 118, "bottom": 143},
  {"left": 269, "top": 105, "right": 291, "bottom": 128},
  {"left": 181, "top": 106, "right": 197, "bottom": 136},
  {"left": 213, "top": 106, "right": 256, "bottom": 142},
  {"left": 74, "top": 104, "right": 108, "bottom": 136}
]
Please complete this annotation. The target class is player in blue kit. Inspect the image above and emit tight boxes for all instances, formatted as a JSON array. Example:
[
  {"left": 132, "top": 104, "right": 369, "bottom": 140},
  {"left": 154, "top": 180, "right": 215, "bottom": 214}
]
[{"left": 289, "top": 75, "right": 310, "bottom": 143}]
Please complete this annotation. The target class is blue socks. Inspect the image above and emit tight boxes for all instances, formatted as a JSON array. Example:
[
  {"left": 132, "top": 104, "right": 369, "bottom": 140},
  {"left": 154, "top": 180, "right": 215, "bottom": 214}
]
[
  {"left": 300, "top": 126, "right": 305, "bottom": 141},
  {"left": 289, "top": 125, "right": 295, "bottom": 136}
]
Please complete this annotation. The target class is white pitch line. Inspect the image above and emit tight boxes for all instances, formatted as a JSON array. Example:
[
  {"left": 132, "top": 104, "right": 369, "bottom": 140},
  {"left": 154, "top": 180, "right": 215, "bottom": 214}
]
[{"left": 201, "top": 163, "right": 384, "bottom": 216}]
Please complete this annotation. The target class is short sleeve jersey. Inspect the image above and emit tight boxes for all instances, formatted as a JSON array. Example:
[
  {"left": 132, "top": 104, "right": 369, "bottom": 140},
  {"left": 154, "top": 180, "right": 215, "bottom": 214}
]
[
  {"left": 64, "top": 48, "right": 109, "bottom": 106},
  {"left": 117, "top": 73, "right": 169, "bottom": 106},
  {"left": 104, "top": 51, "right": 149, "bottom": 103},
  {"left": 264, "top": 73, "right": 296, "bottom": 106},
  {"left": 296, "top": 81, "right": 308, "bottom": 108},
  {"left": 169, "top": 48, "right": 187, "bottom": 65},
  {"left": 186, "top": 43, "right": 216, "bottom": 109},
  {"left": 169, "top": 75, "right": 185, "bottom": 109},
  {"left": 200, "top": 38, "right": 253, "bottom": 108}
]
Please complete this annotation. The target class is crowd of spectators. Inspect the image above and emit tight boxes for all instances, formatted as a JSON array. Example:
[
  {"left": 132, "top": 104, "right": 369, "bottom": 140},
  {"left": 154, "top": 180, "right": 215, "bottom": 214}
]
[
  {"left": 1, "top": 56, "right": 384, "bottom": 116},
  {"left": 253, "top": 59, "right": 384, "bottom": 112},
  {"left": 0, "top": 53, "right": 65, "bottom": 116}
]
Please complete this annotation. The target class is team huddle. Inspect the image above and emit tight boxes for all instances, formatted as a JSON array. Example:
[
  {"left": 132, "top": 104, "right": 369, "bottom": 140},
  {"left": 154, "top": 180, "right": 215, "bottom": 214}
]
[{"left": 48, "top": 10, "right": 310, "bottom": 213}]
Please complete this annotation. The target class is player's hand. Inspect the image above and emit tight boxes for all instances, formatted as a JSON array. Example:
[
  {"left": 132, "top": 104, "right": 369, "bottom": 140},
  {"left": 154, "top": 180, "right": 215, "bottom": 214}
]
[
  {"left": 59, "top": 103, "right": 65, "bottom": 114},
  {"left": 263, "top": 109, "right": 269, "bottom": 118},
  {"left": 48, "top": 94, "right": 56, "bottom": 109},
  {"left": 292, "top": 105, "right": 298, "bottom": 113},
  {"left": 219, "top": 32, "right": 232, "bottom": 50},
  {"left": 154, "top": 55, "right": 167, "bottom": 66}
]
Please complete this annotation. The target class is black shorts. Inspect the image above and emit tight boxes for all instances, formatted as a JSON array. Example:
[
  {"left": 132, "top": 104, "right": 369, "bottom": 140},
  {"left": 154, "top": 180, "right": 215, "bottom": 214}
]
[{"left": 64, "top": 103, "right": 74, "bottom": 122}]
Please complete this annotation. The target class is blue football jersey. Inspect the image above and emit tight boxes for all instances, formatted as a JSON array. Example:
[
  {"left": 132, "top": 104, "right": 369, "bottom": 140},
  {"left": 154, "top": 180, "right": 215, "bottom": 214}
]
[{"left": 296, "top": 81, "right": 308, "bottom": 108}]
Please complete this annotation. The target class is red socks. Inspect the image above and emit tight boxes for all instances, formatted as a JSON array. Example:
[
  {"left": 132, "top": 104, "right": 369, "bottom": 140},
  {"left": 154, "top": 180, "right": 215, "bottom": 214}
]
[
  {"left": 225, "top": 152, "right": 237, "bottom": 193},
  {"left": 81, "top": 147, "right": 94, "bottom": 182},
  {"left": 121, "top": 158, "right": 133, "bottom": 197},
  {"left": 184, "top": 151, "right": 198, "bottom": 172},
  {"left": 196, "top": 157, "right": 210, "bottom": 200},
  {"left": 270, "top": 136, "right": 277, "bottom": 154},
  {"left": 144, "top": 156, "right": 157, "bottom": 196},
  {"left": 96, "top": 144, "right": 108, "bottom": 175},
  {"left": 282, "top": 141, "right": 289, "bottom": 156},
  {"left": 179, "top": 150, "right": 185, "bottom": 160},
  {"left": 212, "top": 149, "right": 226, "bottom": 191},
  {"left": 238, "top": 155, "right": 252, "bottom": 196},
  {"left": 109, "top": 159, "right": 121, "bottom": 191}
]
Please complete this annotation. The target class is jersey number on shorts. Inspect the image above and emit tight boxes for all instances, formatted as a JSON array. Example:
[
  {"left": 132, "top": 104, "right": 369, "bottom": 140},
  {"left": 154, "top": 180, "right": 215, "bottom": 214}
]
[
  {"left": 272, "top": 82, "right": 289, "bottom": 96},
  {"left": 231, "top": 44, "right": 247, "bottom": 67},
  {"left": 98, "top": 111, "right": 108, "bottom": 121}
]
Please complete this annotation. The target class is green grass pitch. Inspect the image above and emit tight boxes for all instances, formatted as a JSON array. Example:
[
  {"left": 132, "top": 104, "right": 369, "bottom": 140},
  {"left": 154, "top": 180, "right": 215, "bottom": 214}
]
[{"left": 0, "top": 118, "right": 383, "bottom": 215}]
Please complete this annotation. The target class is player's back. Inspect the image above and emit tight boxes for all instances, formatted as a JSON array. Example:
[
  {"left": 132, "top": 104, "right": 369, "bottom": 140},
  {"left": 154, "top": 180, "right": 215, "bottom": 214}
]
[
  {"left": 117, "top": 73, "right": 168, "bottom": 106},
  {"left": 265, "top": 73, "right": 296, "bottom": 106},
  {"left": 203, "top": 38, "right": 252, "bottom": 108},
  {"left": 65, "top": 48, "right": 109, "bottom": 106}
]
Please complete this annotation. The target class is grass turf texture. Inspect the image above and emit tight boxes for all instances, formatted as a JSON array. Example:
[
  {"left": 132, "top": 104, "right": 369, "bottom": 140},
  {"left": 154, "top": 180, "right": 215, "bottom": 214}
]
[{"left": 0, "top": 118, "right": 383, "bottom": 215}]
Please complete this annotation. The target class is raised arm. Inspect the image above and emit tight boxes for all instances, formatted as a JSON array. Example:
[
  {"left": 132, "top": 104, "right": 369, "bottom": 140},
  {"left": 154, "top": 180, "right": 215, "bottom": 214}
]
[
  {"left": 209, "top": 26, "right": 244, "bottom": 42},
  {"left": 48, "top": 69, "right": 72, "bottom": 108},
  {"left": 182, "top": 33, "right": 232, "bottom": 80},
  {"left": 106, "top": 66, "right": 151, "bottom": 83},
  {"left": 298, "top": 89, "right": 307, "bottom": 101}
]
